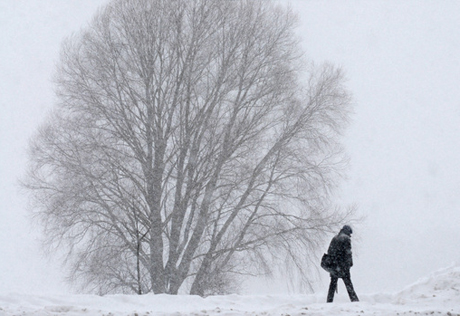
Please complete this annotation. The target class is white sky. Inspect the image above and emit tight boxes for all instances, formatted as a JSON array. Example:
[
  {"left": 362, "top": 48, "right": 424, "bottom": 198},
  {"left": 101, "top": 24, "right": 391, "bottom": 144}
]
[{"left": 1, "top": 0, "right": 460, "bottom": 295}]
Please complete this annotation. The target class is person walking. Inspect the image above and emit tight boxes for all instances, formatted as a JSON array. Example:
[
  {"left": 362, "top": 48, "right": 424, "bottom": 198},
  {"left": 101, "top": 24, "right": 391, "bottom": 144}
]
[{"left": 326, "top": 225, "right": 359, "bottom": 303}]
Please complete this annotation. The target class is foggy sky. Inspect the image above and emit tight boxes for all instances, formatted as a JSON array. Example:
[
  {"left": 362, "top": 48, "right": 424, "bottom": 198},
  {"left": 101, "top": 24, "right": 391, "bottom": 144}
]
[{"left": 1, "top": 0, "right": 460, "bottom": 295}]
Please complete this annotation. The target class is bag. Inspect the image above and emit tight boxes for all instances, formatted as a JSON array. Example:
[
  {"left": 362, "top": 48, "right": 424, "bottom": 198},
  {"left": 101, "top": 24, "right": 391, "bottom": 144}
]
[{"left": 321, "top": 253, "right": 335, "bottom": 273}]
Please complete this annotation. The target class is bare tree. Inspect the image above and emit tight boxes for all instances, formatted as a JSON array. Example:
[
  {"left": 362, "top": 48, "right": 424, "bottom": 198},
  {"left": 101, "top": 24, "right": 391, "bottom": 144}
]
[{"left": 23, "top": 0, "right": 353, "bottom": 295}]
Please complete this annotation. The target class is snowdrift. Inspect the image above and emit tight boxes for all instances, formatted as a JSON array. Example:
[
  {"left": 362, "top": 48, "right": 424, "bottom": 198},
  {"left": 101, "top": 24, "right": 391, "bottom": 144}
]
[
  {"left": 395, "top": 265, "right": 460, "bottom": 304},
  {"left": 1, "top": 265, "right": 459, "bottom": 316}
]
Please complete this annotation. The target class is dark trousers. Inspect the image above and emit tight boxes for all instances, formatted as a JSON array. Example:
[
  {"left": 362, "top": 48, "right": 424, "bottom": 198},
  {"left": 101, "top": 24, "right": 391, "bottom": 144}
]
[{"left": 327, "top": 271, "right": 359, "bottom": 303}]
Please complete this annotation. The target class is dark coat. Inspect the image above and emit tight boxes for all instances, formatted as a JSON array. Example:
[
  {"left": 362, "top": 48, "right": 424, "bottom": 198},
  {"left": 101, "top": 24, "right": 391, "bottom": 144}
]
[{"left": 327, "top": 227, "right": 353, "bottom": 278}]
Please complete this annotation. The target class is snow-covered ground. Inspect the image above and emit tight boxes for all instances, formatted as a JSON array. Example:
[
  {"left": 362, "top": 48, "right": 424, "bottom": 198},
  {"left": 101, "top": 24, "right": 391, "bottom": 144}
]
[{"left": 1, "top": 266, "right": 459, "bottom": 316}]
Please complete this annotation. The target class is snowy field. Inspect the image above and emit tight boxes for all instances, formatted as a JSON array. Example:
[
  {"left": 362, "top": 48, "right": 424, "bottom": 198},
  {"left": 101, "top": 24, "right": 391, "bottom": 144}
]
[{"left": 1, "top": 266, "right": 459, "bottom": 316}]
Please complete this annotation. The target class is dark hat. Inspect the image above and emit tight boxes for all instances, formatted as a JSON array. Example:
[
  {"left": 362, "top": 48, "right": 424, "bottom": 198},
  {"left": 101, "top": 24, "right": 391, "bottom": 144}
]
[{"left": 341, "top": 225, "right": 353, "bottom": 236}]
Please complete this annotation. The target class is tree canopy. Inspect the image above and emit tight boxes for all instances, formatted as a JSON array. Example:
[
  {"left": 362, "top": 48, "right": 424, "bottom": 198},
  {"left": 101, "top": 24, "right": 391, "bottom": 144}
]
[{"left": 24, "top": 0, "right": 353, "bottom": 295}]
